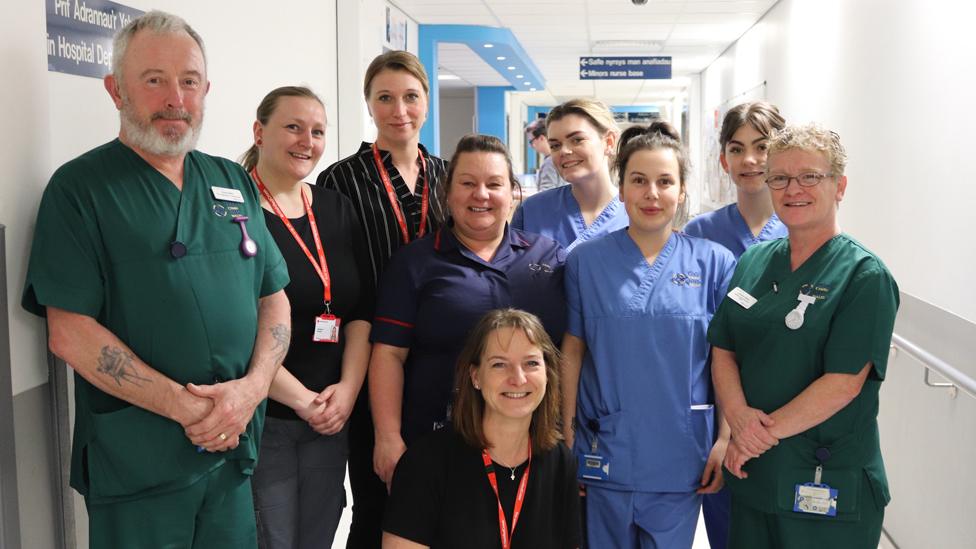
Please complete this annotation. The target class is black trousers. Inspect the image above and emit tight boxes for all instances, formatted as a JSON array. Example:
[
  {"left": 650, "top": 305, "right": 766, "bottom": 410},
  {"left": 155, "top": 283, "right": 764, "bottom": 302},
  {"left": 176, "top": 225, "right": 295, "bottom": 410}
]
[{"left": 345, "top": 391, "right": 387, "bottom": 549}]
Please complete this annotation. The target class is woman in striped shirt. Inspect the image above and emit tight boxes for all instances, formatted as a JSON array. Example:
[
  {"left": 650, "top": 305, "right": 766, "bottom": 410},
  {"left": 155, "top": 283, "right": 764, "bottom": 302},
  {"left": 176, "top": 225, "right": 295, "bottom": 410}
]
[{"left": 316, "top": 50, "right": 448, "bottom": 549}]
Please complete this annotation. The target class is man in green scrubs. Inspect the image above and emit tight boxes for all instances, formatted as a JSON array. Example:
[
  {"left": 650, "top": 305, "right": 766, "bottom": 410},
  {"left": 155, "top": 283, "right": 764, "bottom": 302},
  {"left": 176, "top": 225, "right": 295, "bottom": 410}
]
[
  {"left": 22, "top": 11, "right": 290, "bottom": 548},
  {"left": 707, "top": 124, "right": 899, "bottom": 548}
]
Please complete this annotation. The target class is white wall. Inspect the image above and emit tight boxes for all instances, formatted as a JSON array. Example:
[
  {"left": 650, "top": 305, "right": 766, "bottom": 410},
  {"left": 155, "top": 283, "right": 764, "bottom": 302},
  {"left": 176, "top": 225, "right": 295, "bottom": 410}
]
[
  {"left": 5, "top": 0, "right": 339, "bottom": 396},
  {"left": 438, "top": 88, "right": 475, "bottom": 160},
  {"left": 700, "top": 0, "right": 976, "bottom": 324}
]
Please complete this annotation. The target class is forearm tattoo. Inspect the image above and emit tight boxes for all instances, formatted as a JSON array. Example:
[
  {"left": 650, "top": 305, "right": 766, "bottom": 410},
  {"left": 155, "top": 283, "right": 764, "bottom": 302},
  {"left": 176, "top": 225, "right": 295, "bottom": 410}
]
[
  {"left": 97, "top": 346, "right": 151, "bottom": 387},
  {"left": 270, "top": 324, "right": 290, "bottom": 364}
]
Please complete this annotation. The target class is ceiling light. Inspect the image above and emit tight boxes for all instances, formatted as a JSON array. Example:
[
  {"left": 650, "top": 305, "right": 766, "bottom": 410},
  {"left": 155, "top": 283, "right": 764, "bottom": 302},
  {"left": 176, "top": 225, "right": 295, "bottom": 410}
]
[
  {"left": 507, "top": 66, "right": 516, "bottom": 70},
  {"left": 438, "top": 74, "right": 460, "bottom": 81},
  {"left": 524, "top": 82, "right": 531, "bottom": 86},
  {"left": 591, "top": 39, "right": 664, "bottom": 52},
  {"left": 516, "top": 74, "right": 524, "bottom": 79},
  {"left": 496, "top": 56, "right": 506, "bottom": 61},
  {"left": 530, "top": 87, "right": 537, "bottom": 91},
  {"left": 483, "top": 43, "right": 493, "bottom": 48}
]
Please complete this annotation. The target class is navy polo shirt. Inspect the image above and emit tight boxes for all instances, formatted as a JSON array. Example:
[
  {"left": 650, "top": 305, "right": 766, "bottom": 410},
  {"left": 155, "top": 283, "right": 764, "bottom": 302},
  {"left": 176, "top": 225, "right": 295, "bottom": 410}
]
[{"left": 371, "top": 224, "right": 567, "bottom": 444}]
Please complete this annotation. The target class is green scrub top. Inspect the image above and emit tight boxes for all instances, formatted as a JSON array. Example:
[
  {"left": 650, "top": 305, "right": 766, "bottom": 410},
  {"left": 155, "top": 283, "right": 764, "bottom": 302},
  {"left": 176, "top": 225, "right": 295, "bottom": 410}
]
[
  {"left": 22, "top": 140, "right": 289, "bottom": 503},
  {"left": 707, "top": 234, "right": 898, "bottom": 521}
]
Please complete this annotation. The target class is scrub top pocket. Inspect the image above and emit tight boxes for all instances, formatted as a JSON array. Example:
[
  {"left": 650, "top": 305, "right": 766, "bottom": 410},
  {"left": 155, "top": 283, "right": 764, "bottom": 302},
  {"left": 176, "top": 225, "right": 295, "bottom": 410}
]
[{"left": 575, "top": 410, "right": 632, "bottom": 487}]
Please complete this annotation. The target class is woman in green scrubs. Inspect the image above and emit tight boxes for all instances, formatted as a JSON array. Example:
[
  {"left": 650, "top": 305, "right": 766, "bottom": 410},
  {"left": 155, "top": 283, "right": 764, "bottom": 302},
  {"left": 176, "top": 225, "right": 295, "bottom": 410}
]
[{"left": 708, "top": 124, "right": 899, "bottom": 548}]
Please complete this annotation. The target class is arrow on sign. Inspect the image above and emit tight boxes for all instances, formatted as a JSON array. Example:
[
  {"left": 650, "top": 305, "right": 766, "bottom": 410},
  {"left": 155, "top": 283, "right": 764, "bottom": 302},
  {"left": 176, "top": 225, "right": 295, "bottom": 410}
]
[{"left": 581, "top": 58, "right": 590, "bottom": 66}]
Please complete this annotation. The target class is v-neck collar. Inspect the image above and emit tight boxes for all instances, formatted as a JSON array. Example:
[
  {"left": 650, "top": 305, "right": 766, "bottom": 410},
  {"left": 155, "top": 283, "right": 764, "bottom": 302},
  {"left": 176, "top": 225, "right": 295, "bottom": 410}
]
[{"left": 616, "top": 230, "right": 679, "bottom": 310}]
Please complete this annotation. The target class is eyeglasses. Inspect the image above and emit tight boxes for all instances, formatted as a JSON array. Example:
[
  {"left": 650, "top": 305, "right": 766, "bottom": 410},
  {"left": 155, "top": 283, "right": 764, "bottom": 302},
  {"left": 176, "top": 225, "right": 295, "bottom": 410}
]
[{"left": 765, "top": 172, "right": 834, "bottom": 190}]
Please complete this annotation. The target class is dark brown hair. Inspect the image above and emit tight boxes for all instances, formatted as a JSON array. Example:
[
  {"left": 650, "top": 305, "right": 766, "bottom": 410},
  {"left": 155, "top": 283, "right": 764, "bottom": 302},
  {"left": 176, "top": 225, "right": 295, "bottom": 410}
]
[
  {"left": 452, "top": 309, "right": 562, "bottom": 454},
  {"left": 239, "top": 86, "right": 324, "bottom": 172},
  {"left": 719, "top": 101, "right": 786, "bottom": 151},
  {"left": 616, "top": 121, "right": 689, "bottom": 188},
  {"left": 444, "top": 134, "right": 522, "bottom": 200},
  {"left": 363, "top": 50, "right": 430, "bottom": 100}
]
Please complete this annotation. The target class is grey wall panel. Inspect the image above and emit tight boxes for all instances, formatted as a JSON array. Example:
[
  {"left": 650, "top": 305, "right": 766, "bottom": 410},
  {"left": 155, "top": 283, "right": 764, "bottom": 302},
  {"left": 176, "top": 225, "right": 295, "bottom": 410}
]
[
  {"left": 1, "top": 224, "right": 23, "bottom": 549},
  {"left": 11, "top": 385, "right": 57, "bottom": 549},
  {"left": 879, "top": 292, "right": 976, "bottom": 548}
]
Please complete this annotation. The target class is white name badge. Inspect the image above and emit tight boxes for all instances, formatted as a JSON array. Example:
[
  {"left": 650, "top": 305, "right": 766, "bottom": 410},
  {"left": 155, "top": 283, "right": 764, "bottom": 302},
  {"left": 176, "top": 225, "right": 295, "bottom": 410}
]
[
  {"left": 313, "top": 315, "right": 341, "bottom": 343},
  {"left": 727, "top": 287, "right": 757, "bottom": 309},
  {"left": 793, "top": 483, "right": 838, "bottom": 516},
  {"left": 211, "top": 186, "right": 245, "bottom": 203}
]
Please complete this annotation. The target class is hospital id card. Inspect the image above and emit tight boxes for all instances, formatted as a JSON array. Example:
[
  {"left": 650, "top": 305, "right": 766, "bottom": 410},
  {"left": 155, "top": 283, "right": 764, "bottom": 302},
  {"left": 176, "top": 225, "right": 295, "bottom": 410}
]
[
  {"left": 313, "top": 314, "right": 341, "bottom": 343},
  {"left": 579, "top": 454, "right": 610, "bottom": 481},
  {"left": 793, "top": 483, "right": 838, "bottom": 516},
  {"left": 727, "top": 287, "right": 757, "bottom": 309}
]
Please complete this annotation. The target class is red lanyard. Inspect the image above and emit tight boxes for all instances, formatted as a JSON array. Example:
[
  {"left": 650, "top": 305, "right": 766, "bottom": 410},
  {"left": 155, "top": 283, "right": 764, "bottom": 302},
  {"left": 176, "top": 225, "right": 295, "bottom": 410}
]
[
  {"left": 371, "top": 143, "right": 429, "bottom": 244},
  {"left": 251, "top": 169, "right": 332, "bottom": 308},
  {"left": 481, "top": 440, "right": 532, "bottom": 549}
]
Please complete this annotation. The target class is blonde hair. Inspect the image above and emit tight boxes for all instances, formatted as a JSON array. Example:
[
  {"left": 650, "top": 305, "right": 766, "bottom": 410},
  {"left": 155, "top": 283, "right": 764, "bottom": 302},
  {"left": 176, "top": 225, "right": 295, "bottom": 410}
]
[
  {"left": 545, "top": 98, "right": 619, "bottom": 140},
  {"left": 768, "top": 123, "right": 848, "bottom": 175},
  {"left": 363, "top": 50, "right": 430, "bottom": 99},
  {"left": 239, "top": 86, "right": 324, "bottom": 172}
]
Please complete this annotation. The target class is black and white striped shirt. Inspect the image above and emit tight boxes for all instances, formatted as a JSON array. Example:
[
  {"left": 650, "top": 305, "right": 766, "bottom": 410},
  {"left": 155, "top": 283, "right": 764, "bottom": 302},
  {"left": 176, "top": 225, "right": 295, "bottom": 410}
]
[{"left": 316, "top": 142, "right": 448, "bottom": 286}]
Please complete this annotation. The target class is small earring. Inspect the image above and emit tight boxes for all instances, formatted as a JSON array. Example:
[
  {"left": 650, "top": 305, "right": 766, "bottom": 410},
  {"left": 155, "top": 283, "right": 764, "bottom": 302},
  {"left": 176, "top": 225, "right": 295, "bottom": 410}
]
[{"left": 473, "top": 382, "right": 481, "bottom": 390}]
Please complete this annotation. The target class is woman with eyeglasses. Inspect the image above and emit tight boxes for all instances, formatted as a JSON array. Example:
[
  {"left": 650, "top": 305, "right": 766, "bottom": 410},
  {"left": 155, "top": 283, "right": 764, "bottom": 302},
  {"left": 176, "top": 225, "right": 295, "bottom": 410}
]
[
  {"left": 512, "top": 99, "right": 629, "bottom": 253},
  {"left": 708, "top": 124, "right": 899, "bottom": 549},
  {"left": 561, "top": 122, "right": 736, "bottom": 548},
  {"left": 682, "top": 101, "right": 787, "bottom": 548}
]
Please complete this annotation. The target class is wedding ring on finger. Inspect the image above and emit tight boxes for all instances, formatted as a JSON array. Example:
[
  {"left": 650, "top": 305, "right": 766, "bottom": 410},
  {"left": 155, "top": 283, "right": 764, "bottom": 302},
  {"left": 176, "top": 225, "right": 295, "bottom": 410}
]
[{"left": 218, "top": 433, "right": 228, "bottom": 441}]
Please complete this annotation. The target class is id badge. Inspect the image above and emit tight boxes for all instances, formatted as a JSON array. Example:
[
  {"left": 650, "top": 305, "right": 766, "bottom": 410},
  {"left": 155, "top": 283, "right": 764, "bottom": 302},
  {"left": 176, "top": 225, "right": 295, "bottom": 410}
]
[
  {"left": 793, "top": 483, "right": 838, "bottom": 516},
  {"left": 579, "top": 454, "right": 610, "bottom": 481},
  {"left": 313, "top": 314, "right": 341, "bottom": 343}
]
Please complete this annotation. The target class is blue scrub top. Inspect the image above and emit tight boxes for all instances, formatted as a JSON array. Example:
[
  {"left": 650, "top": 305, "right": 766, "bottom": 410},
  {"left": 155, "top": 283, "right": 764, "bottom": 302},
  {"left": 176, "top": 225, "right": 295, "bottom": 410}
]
[
  {"left": 566, "top": 229, "right": 735, "bottom": 492},
  {"left": 512, "top": 185, "right": 629, "bottom": 252},
  {"left": 371, "top": 224, "right": 567, "bottom": 444},
  {"left": 683, "top": 203, "right": 787, "bottom": 259}
]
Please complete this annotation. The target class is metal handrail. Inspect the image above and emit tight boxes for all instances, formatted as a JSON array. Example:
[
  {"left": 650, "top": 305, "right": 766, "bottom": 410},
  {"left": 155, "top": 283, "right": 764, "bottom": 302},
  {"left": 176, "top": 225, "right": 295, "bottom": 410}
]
[{"left": 890, "top": 332, "right": 976, "bottom": 400}]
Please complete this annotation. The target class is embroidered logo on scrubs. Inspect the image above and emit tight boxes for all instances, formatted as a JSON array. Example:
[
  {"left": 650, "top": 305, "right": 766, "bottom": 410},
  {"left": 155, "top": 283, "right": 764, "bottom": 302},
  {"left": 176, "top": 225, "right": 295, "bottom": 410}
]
[
  {"left": 800, "top": 282, "right": 832, "bottom": 301},
  {"left": 671, "top": 272, "right": 703, "bottom": 288},
  {"left": 528, "top": 263, "right": 554, "bottom": 275},
  {"left": 212, "top": 203, "right": 241, "bottom": 218}
]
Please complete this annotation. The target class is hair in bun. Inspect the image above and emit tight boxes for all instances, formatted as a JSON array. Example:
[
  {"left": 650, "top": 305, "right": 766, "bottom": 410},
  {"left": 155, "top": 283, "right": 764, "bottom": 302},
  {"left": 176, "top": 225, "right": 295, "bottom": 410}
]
[{"left": 615, "top": 121, "right": 688, "bottom": 185}]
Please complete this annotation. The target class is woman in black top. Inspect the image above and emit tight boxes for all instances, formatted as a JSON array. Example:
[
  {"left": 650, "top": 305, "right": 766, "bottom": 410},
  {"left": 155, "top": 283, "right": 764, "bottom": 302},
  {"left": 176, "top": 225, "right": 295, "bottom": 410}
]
[
  {"left": 241, "top": 86, "right": 374, "bottom": 549},
  {"left": 316, "top": 51, "right": 448, "bottom": 548},
  {"left": 383, "top": 309, "right": 581, "bottom": 549}
]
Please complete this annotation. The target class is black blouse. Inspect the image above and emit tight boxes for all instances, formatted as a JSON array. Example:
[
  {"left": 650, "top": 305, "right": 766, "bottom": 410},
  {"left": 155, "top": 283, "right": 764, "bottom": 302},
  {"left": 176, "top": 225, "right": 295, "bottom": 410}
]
[{"left": 262, "top": 184, "right": 375, "bottom": 420}]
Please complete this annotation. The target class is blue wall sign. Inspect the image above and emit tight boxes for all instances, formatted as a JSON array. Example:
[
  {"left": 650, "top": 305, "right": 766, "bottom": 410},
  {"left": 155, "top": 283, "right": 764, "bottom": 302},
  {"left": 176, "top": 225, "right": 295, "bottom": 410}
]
[
  {"left": 46, "top": 0, "right": 144, "bottom": 79},
  {"left": 579, "top": 56, "right": 672, "bottom": 80}
]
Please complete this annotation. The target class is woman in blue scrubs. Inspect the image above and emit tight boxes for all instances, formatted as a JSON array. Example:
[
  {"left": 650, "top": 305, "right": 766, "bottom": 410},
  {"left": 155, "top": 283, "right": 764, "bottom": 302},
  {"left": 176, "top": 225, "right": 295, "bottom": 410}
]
[
  {"left": 368, "top": 135, "right": 567, "bottom": 492},
  {"left": 512, "top": 99, "right": 629, "bottom": 252},
  {"left": 562, "top": 122, "right": 736, "bottom": 548},
  {"left": 685, "top": 102, "right": 788, "bottom": 258},
  {"left": 684, "top": 102, "right": 787, "bottom": 547}
]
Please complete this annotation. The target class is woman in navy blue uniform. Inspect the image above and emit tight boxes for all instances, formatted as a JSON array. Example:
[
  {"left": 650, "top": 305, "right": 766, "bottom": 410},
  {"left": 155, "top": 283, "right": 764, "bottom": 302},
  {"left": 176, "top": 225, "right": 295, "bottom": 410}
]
[
  {"left": 368, "top": 135, "right": 567, "bottom": 491},
  {"left": 562, "top": 122, "right": 736, "bottom": 548}
]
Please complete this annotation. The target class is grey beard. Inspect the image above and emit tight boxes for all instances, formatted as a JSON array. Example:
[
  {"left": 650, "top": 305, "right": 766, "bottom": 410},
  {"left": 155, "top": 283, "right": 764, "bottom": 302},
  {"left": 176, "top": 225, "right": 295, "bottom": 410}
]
[{"left": 119, "top": 104, "right": 202, "bottom": 157}]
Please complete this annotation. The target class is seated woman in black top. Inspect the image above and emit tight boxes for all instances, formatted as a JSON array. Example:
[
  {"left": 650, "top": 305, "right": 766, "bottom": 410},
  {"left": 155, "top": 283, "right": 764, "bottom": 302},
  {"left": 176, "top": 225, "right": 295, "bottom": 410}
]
[{"left": 383, "top": 309, "right": 581, "bottom": 549}]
